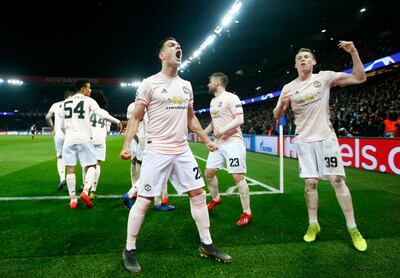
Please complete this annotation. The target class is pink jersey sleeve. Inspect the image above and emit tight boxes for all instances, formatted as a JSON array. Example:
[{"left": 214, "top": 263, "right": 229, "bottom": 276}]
[
  {"left": 274, "top": 85, "right": 288, "bottom": 110},
  {"left": 187, "top": 82, "right": 194, "bottom": 107},
  {"left": 136, "top": 80, "right": 151, "bottom": 107},
  {"left": 322, "top": 70, "right": 348, "bottom": 87},
  {"left": 228, "top": 94, "right": 243, "bottom": 116}
]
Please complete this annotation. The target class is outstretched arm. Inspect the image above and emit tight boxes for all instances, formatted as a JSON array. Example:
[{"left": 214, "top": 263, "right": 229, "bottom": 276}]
[{"left": 333, "top": 40, "right": 367, "bottom": 87}]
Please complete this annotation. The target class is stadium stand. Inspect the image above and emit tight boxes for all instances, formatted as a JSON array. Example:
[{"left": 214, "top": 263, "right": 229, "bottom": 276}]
[{"left": 1, "top": 22, "right": 399, "bottom": 137}]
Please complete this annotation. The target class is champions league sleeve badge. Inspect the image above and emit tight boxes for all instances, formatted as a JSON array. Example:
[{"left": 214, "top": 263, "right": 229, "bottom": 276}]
[{"left": 182, "top": 86, "right": 191, "bottom": 94}]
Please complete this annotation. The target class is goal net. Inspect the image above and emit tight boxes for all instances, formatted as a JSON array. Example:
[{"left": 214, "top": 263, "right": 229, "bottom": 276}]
[{"left": 41, "top": 127, "right": 52, "bottom": 135}]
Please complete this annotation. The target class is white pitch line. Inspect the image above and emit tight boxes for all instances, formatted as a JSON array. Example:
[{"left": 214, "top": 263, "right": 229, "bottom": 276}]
[
  {"left": 0, "top": 154, "right": 280, "bottom": 202},
  {"left": 0, "top": 191, "right": 280, "bottom": 201},
  {"left": 0, "top": 196, "right": 70, "bottom": 201},
  {"left": 193, "top": 154, "right": 280, "bottom": 193}
]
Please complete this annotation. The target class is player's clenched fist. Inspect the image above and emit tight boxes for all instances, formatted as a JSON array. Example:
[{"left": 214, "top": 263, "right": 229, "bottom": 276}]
[
  {"left": 207, "top": 142, "right": 218, "bottom": 152},
  {"left": 120, "top": 148, "right": 131, "bottom": 160},
  {"left": 118, "top": 121, "right": 128, "bottom": 133}
]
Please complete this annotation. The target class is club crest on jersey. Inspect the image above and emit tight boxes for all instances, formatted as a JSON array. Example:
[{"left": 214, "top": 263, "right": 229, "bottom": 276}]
[
  {"left": 144, "top": 184, "right": 152, "bottom": 191},
  {"left": 182, "top": 86, "right": 191, "bottom": 94},
  {"left": 313, "top": 81, "right": 321, "bottom": 88},
  {"left": 161, "top": 89, "right": 168, "bottom": 94},
  {"left": 218, "top": 101, "right": 223, "bottom": 108}
]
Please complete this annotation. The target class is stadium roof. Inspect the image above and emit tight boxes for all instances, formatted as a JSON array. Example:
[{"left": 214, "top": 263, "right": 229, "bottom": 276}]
[{"left": 0, "top": 0, "right": 395, "bottom": 90}]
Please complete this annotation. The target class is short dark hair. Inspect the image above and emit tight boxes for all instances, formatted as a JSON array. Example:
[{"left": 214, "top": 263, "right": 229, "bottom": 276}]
[
  {"left": 296, "top": 48, "right": 316, "bottom": 59},
  {"left": 209, "top": 72, "right": 229, "bottom": 88},
  {"left": 64, "top": 90, "right": 75, "bottom": 99},
  {"left": 90, "top": 90, "right": 108, "bottom": 109},
  {"left": 156, "top": 37, "right": 177, "bottom": 62},
  {"left": 75, "top": 79, "right": 90, "bottom": 91}
]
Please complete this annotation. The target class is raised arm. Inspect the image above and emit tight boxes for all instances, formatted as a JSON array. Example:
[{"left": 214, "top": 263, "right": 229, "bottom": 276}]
[{"left": 333, "top": 41, "right": 367, "bottom": 87}]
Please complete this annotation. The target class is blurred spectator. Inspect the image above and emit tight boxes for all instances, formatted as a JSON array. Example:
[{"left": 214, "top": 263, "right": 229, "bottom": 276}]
[{"left": 383, "top": 111, "right": 400, "bottom": 137}]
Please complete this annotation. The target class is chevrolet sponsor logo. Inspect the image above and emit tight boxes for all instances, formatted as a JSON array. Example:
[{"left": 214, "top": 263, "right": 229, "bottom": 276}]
[
  {"left": 305, "top": 94, "right": 314, "bottom": 101},
  {"left": 210, "top": 109, "right": 219, "bottom": 116},
  {"left": 168, "top": 97, "right": 186, "bottom": 105}
]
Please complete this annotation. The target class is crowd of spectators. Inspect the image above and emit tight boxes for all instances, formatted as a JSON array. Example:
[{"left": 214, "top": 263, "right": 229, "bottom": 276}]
[
  {"left": 2, "top": 68, "right": 399, "bottom": 138},
  {"left": 1, "top": 20, "right": 399, "bottom": 137},
  {"left": 331, "top": 70, "right": 400, "bottom": 137}
]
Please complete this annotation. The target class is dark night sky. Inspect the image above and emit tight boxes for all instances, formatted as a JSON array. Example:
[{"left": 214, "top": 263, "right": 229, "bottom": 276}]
[{"left": 0, "top": 0, "right": 396, "bottom": 90}]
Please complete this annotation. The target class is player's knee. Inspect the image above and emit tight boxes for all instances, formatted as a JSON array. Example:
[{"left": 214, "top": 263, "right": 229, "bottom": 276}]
[
  {"left": 188, "top": 188, "right": 205, "bottom": 198},
  {"left": 305, "top": 179, "right": 318, "bottom": 191},
  {"left": 328, "top": 175, "right": 345, "bottom": 187},
  {"left": 205, "top": 169, "right": 216, "bottom": 181},
  {"left": 138, "top": 196, "right": 154, "bottom": 202},
  {"left": 66, "top": 166, "right": 75, "bottom": 174},
  {"left": 136, "top": 196, "right": 153, "bottom": 212},
  {"left": 85, "top": 165, "right": 96, "bottom": 171},
  {"left": 328, "top": 176, "right": 349, "bottom": 194},
  {"left": 233, "top": 173, "right": 245, "bottom": 184}
]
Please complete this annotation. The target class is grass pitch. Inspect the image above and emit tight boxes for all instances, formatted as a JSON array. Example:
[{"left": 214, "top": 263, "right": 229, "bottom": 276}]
[{"left": 0, "top": 135, "right": 399, "bottom": 277}]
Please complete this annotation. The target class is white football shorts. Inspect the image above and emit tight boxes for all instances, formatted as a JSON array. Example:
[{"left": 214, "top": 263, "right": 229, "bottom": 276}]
[
  {"left": 295, "top": 133, "right": 345, "bottom": 179},
  {"left": 130, "top": 137, "right": 145, "bottom": 161},
  {"left": 62, "top": 142, "right": 97, "bottom": 167},
  {"left": 138, "top": 148, "right": 205, "bottom": 196},
  {"left": 54, "top": 134, "right": 65, "bottom": 157},
  {"left": 206, "top": 141, "right": 247, "bottom": 174},
  {"left": 94, "top": 144, "right": 106, "bottom": 162}
]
